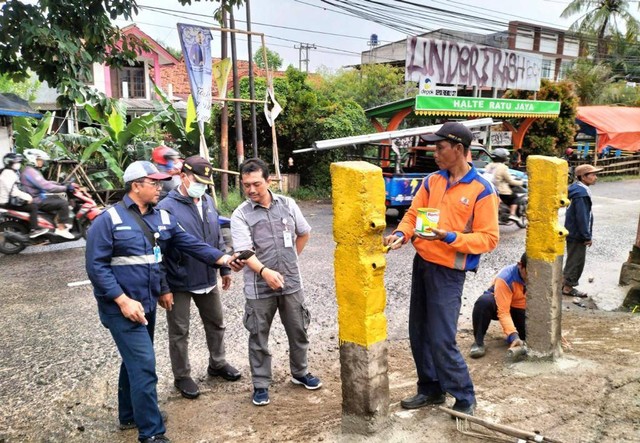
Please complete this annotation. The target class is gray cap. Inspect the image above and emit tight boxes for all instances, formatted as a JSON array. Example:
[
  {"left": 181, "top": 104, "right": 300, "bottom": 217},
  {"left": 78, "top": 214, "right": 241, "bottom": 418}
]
[{"left": 123, "top": 161, "right": 171, "bottom": 183}]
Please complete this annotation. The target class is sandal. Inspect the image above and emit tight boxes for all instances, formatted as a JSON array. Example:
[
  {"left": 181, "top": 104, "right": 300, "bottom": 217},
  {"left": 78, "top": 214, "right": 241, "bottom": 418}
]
[{"left": 562, "top": 288, "right": 588, "bottom": 298}]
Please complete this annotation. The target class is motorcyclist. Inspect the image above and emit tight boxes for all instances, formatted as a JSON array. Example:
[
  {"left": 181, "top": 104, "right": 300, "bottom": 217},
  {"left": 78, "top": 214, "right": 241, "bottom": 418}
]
[
  {"left": 484, "top": 148, "right": 524, "bottom": 223},
  {"left": 151, "top": 145, "right": 181, "bottom": 200},
  {"left": 0, "top": 153, "right": 48, "bottom": 238},
  {"left": 20, "top": 149, "right": 75, "bottom": 239}
]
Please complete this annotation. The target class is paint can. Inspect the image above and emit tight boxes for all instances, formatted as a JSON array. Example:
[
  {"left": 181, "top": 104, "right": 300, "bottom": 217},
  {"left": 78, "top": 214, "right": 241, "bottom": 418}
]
[{"left": 416, "top": 208, "right": 440, "bottom": 237}]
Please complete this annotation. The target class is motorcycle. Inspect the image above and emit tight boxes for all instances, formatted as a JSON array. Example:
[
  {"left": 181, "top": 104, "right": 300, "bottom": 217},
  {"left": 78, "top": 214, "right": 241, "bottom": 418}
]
[
  {"left": 498, "top": 184, "right": 528, "bottom": 229},
  {"left": 0, "top": 186, "right": 102, "bottom": 255}
]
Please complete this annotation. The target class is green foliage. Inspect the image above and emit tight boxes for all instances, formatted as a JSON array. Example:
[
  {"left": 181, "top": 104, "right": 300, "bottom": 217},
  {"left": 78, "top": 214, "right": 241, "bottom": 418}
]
[
  {"left": 596, "top": 81, "right": 640, "bottom": 105},
  {"left": 561, "top": 0, "right": 640, "bottom": 61},
  {"left": 0, "top": 74, "right": 40, "bottom": 101},
  {"left": 289, "top": 185, "right": 331, "bottom": 201},
  {"left": 566, "top": 60, "right": 615, "bottom": 104},
  {"left": 215, "top": 189, "right": 244, "bottom": 216},
  {"left": 317, "top": 64, "right": 408, "bottom": 109},
  {"left": 153, "top": 84, "right": 215, "bottom": 157},
  {"left": 605, "top": 30, "right": 640, "bottom": 79},
  {"left": 253, "top": 48, "right": 283, "bottom": 70},
  {"left": 12, "top": 113, "right": 55, "bottom": 153},
  {"left": 0, "top": 0, "right": 242, "bottom": 106},
  {"left": 504, "top": 79, "right": 579, "bottom": 157}
]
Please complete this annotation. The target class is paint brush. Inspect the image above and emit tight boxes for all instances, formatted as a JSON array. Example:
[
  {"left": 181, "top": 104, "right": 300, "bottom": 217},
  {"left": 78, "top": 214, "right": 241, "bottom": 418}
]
[{"left": 384, "top": 236, "right": 403, "bottom": 253}]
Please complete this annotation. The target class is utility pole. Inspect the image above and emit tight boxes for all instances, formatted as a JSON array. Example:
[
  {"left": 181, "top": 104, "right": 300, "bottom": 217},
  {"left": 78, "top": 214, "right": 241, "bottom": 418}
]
[
  {"left": 246, "top": 0, "right": 258, "bottom": 158},
  {"left": 220, "top": 3, "right": 229, "bottom": 201},
  {"left": 294, "top": 43, "right": 316, "bottom": 72},
  {"left": 229, "top": 8, "right": 245, "bottom": 168}
]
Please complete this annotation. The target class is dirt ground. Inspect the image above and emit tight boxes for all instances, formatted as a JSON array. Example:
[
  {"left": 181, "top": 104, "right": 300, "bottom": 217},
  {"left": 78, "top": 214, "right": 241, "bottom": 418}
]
[
  {"left": 1, "top": 179, "right": 639, "bottom": 443},
  {"left": 121, "top": 311, "right": 640, "bottom": 443}
]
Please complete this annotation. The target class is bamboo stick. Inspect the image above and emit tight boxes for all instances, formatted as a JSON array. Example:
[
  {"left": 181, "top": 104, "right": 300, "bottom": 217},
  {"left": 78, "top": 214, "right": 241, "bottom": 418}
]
[{"left": 439, "top": 407, "right": 564, "bottom": 443}]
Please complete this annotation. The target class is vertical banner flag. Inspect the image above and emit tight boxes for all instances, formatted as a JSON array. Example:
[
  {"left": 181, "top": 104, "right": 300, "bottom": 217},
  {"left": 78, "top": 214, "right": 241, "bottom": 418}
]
[
  {"left": 177, "top": 23, "right": 213, "bottom": 124},
  {"left": 212, "top": 58, "right": 233, "bottom": 101}
]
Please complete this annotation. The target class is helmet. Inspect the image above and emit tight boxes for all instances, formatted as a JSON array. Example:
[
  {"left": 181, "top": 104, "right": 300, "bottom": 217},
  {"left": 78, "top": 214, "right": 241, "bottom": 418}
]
[
  {"left": 3, "top": 153, "right": 24, "bottom": 168},
  {"left": 492, "top": 148, "right": 510, "bottom": 162},
  {"left": 565, "top": 148, "right": 574, "bottom": 156},
  {"left": 23, "top": 148, "right": 50, "bottom": 166},
  {"left": 152, "top": 146, "right": 179, "bottom": 166}
]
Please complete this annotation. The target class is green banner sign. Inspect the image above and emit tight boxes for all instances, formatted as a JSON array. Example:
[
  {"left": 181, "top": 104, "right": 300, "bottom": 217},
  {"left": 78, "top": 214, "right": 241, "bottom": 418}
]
[{"left": 415, "top": 95, "right": 561, "bottom": 118}]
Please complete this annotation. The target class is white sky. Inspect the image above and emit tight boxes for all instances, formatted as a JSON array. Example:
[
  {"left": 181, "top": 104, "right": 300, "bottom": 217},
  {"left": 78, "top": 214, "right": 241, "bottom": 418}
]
[{"left": 116, "top": 0, "right": 588, "bottom": 71}]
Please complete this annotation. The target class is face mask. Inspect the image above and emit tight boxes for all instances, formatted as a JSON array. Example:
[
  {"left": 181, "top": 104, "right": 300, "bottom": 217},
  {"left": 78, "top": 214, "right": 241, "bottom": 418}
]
[
  {"left": 186, "top": 177, "right": 207, "bottom": 198},
  {"left": 11, "top": 163, "right": 21, "bottom": 171}
]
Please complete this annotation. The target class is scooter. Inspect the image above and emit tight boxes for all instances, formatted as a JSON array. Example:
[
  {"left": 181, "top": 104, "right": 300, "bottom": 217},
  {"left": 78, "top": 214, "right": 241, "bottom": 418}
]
[
  {"left": 498, "top": 184, "right": 528, "bottom": 229},
  {"left": 0, "top": 186, "right": 102, "bottom": 255}
]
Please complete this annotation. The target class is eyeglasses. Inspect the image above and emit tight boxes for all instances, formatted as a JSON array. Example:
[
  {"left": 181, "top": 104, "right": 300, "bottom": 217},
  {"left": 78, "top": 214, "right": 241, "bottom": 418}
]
[{"left": 137, "top": 180, "right": 163, "bottom": 188}]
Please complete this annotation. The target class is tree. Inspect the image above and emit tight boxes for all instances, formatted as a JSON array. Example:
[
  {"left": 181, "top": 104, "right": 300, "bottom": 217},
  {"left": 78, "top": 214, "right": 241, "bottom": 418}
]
[
  {"left": 0, "top": 0, "right": 244, "bottom": 106},
  {"left": 565, "top": 59, "right": 615, "bottom": 104},
  {"left": 158, "top": 41, "right": 183, "bottom": 61},
  {"left": 605, "top": 30, "right": 640, "bottom": 80},
  {"left": 253, "top": 48, "right": 283, "bottom": 70},
  {"left": 0, "top": 74, "right": 40, "bottom": 101},
  {"left": 317, "top": 63, "right": 408, "bottom": 110},
  {"left": 561, "top": 0, "right": 640, "bottom": 61},
  {"left": 504, "top": 79, "right": 579, "bottom": 157}
]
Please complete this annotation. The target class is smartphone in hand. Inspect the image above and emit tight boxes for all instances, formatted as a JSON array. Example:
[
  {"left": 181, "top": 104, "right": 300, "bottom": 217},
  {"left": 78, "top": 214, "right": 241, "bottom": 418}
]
[{"left": 234, "top": 250, "right": 255, "bottom": 262}]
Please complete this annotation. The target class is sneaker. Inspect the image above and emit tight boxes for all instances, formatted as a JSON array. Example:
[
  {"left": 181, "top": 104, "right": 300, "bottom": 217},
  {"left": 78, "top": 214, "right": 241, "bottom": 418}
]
[
  {"left": 291, "top": 373, "right": 322, "bottom": 390},
  {"left": 28, "top": 228, "right": 48, "bottom": 238},
  {"left": 141, "top": 435, "right": 171, "bottom": 443},
  {"left": 252, "top": 388, "right": 270, "bottom": 406},
  {"left": 174, "top": 377, "right": 200, "bottom": 399},
  {"left": 508, "top": 215, "right": 520, "bottom": 223},
  {"left": 207, "top": 363, "right": 241, "bottom": 381},
  {"left": 54, "top": 228, "right": 75, "bottom": 239},
  {"left": 119, "top": 410, "right": 168, "bottom": 430},
  {"left": 469, "top": 343, "right": 486, "bottom": 359},
  {"left": 400, "top": 393, "right": 446, "bottom": 409},
  {"left": 451, "top": 400, "right": 476, "bottom": 419}
]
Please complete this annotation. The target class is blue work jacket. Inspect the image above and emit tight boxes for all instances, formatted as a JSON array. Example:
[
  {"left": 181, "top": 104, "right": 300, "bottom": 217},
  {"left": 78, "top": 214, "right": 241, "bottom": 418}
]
[
  {"left": 85, "top": 194, "right": 226, "bottom": 314},
  {"left": 565, "top": 182, "right": 593, "bottom": 242},
  {"left": 156, "top": 189, "right": 230, "bottom": 292}
]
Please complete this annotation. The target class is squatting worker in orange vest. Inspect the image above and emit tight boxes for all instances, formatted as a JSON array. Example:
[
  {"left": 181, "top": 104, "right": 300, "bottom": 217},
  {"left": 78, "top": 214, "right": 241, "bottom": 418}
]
[{"left": 384, "top": 122, "right": 499, "bottom": 417}]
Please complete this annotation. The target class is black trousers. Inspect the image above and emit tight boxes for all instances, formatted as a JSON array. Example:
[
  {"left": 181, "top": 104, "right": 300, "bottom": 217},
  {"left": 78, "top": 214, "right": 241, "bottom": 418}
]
[
  {"left": 38, "top": 197, "right": 69, "bottom": 224},
  {"left": 472, "top": 291, "right": 526, "bottom": 346},
  {"left": 2, "top": 202, "right": 38, "bottom": 229},
  {"left": 563, "top": 240, "right": 587, "bottom": 287}
]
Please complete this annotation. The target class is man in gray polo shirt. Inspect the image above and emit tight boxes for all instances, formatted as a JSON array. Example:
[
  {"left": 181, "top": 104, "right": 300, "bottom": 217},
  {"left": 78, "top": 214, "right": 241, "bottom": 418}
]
[{"left": 231, "top": 158, "right": 321, "bottom": 406}]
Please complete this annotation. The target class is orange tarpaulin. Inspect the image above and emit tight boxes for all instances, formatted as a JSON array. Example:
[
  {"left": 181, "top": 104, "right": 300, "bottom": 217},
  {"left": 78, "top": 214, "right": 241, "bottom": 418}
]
[{"left": 577, "top": 106, "right": 640, "bottom": 153}]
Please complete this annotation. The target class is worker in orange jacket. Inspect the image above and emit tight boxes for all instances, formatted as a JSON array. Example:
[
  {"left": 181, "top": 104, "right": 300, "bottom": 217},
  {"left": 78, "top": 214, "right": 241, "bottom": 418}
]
[
  {"left": 470, "top": 254, "right": 527, "bottom": 359},
  {"left": 384, "top": 122, "right": 499, "bottom": 417}
]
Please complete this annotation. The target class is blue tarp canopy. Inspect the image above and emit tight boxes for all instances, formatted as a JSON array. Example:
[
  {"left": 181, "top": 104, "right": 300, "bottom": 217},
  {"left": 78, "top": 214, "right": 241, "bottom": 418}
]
[{"left": 0, "top": 93, "right": 42, "bottom": 118}]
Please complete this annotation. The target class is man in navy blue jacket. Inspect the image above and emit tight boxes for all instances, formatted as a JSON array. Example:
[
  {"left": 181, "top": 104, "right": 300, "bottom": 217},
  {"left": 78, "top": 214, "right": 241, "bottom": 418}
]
[
  {"left": 86, "top": 161, "right": 241, "bottom": 443},
  {"left": 562, "top": 164, "right": 602, "bottom": 299},
  {"left": 156, "top": 156, "right": 241, "bottom": 400}
]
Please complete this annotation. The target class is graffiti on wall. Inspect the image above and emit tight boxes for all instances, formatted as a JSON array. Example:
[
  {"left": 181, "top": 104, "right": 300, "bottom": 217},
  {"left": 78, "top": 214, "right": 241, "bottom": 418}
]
[{"left": 406, "top": 37, "right": 542, "bottom": 91}]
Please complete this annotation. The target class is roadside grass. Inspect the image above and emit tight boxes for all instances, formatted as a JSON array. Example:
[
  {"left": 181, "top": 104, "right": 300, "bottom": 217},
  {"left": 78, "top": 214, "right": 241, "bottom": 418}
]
[
  {"left": 598, "top": 174, "right": 640, "bottom": 183},
  {"left": 215, "top": 190, "right": 244, "bottom": 217},
  {"left": 289, "top": 186, "right": 331, "bottom": 201}
]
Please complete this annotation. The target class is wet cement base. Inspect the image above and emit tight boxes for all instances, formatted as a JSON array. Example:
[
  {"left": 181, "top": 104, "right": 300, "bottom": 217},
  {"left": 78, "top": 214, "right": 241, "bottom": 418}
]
[{"left": 339, "top": 340, "right": 389, "bottom": 435}]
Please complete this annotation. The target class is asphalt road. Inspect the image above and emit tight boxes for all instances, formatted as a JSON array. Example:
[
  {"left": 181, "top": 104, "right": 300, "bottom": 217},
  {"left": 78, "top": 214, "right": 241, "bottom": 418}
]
[{"left": 0, "top": 178, "right": 638, "bottom": 441}]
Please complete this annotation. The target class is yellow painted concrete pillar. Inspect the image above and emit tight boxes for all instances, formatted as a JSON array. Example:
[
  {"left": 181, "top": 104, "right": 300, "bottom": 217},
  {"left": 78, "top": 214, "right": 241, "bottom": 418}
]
[
  {"left": 525, "top": 155, "right": 569, "bottom": 359},
  {"left": 330, "top": 161, "right": 389, "bottom": 434}
]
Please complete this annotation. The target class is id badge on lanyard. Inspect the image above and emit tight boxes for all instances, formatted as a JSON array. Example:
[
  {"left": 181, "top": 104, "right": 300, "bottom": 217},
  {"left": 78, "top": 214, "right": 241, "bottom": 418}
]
[
  {"left": 153, "top": 232, "right": 162, "bottom": 263},
  {"left": 282, "top": 217, "right": 293, "bottom": 248}
]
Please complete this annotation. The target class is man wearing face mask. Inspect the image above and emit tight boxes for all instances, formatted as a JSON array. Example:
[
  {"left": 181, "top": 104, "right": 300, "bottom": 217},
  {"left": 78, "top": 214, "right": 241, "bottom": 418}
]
[{"left": 156, "top": 156, "right": 241, "bottom": 399}]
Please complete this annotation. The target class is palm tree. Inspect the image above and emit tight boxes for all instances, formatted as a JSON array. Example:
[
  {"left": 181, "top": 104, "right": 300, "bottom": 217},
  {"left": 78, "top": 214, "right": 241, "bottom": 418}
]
[
  {"left": 565, "top": 60, "right": 615, "bottom": 104},
  {"left": 561, "top": 0, "right": 640, "bottom": 62}
]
